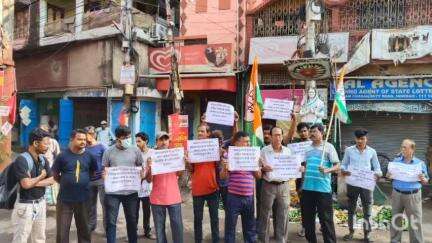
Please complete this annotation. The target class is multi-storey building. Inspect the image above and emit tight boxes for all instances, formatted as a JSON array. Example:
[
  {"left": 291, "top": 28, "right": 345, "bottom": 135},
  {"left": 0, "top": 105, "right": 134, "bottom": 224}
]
[{"left": 13, "top": 0, "right": 175, "bottom": 148}]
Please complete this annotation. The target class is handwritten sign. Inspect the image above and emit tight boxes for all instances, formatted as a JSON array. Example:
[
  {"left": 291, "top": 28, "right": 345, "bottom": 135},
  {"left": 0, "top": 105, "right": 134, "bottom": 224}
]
[
  {"left": 138, "top": 180, "right": 152, "bottom": 198},
  {"left": 263, "top": 98, "right": 294, "bottom": 121},
  {"left": 151, "top": 148, "right": 185, "bottom": 175},
  {"left": 104, "top": 166, "right": 141, "bottom": 193},
  {"left": 205, "top": 102, "right": 235, "bottom": 126},
  {"left": 0, "top": 122, "right": 13, "bottom": 136},
  {"left": 0, "top": 106, "right": 10, "bottom": 116},
  {"left": 228, "top": 146, "right": 260, "bottom": 171},
  {"left": 345, "top": 168, "right": 376, "bottom": 191},
  {"left": 287, "top": 141, "right": 312, "bottom": 162},
  {"left": 187, "top": 138, "right": 220, "bottom": 163},
  {"left": 388, "top": 162, "right": 422, "bottom": 182},
  {"left": 267, "top": 154, "right": 302, "bottom": 181}
]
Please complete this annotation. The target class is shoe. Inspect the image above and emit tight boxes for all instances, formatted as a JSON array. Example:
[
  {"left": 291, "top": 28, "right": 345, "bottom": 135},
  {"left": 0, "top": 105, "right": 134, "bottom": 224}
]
[
  {"left": 144, "top": 232, "right": 156, "bottom": 240},
  {"left": 297, "top": 227, "right": 305, "bottom": 237},
  {"left": 343, "top": 232, "right": 354, "bottom": 241}
]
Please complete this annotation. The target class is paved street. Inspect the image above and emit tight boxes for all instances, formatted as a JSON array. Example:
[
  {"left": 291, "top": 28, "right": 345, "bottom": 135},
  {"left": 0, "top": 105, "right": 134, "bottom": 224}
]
[{"left": 1, "top": 193, "right": 431, "bottom": 242}]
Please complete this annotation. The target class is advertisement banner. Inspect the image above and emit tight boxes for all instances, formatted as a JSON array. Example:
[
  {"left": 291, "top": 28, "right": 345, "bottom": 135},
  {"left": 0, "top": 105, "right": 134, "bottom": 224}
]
[{"left": 168, "top": 113, "right": 188, "bottom": 148}]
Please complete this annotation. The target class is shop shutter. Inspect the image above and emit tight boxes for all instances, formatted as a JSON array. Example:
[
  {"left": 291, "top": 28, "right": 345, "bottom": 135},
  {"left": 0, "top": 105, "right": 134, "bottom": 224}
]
[
  {"left": 19, "top": 99, "right": 39, "bottom": 148},
  {"left": 341, "top": 112, "right": 431, "bottom": 162},
  {"left": 59, "top": 99, "right": 74, "bottom": 149},
  {"left": 140, "top": 101, "right": 156, "bottom": 147}
]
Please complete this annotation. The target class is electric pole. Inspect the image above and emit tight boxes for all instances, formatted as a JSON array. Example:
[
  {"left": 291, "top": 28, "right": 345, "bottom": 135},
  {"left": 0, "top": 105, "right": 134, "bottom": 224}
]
[
  {"left": 165, "top": 0, "right": 182, "bottom": 113},
  {"left": 121, "top": 0, "right": 134, "bottom": 125},
  {"left": 305, "top": 0, "right": 318, "bottom": 88}
]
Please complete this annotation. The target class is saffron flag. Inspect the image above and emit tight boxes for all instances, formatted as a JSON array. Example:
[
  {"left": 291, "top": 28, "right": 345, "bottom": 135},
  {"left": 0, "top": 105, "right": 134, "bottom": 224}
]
[
  {"left": 244, "top": 57, "right": 264, "bottom": 147},
  {"left": 334, "top": 66, "right": 351, "bottom": 124}
]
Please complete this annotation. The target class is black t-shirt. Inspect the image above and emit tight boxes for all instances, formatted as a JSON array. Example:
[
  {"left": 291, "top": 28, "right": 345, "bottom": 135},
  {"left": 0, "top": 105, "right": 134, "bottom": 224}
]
[
  {"left": 52, "top": 149, "right": 98, "bottom": 203},
  {"left": 13, "top": 154, "right": 52, "bottom": 201}
]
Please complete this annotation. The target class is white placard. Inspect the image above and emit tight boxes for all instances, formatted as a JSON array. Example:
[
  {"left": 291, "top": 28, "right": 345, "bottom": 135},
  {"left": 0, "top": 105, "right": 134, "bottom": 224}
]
[
  {"left": 151, "top": 148, "right": 185, "bottom": 175},
  {"left": 228, "top": 146, "right": 260, "bottom": 171},
  {"left": 205, "top": 102, "right": 235, "bottom": 126},
  {"left": 345, "top": 168, "right": 376, "bottom": 191},
  {"left": 187, "top": 138, "right": 220, "bottom": 163},
  {"left": 1, "top": 122, "right": 13, "bottom": 135},
  {"left": 388, "top": 162, "right": 422, "bottom": 182},
  {"left": 0, "top": 106, "right": 10, "bottom": 116},
  {"left": 104, "top": 166, "right": 141, "bottom": 193},
  {"left": 138, "top": 180, "right": 152, "bottom": 198},
  {"left": 120, "top": 65, "right": 136, "bottom": 84},
  {"left": 263, "top": 98, "right": 294, "bottom": 121},
  {"left": 287, "top": 141, "right": 312, "bottom": 162},
  {"left": 267, "top": 154, "right": 302, "bottom": 181}
]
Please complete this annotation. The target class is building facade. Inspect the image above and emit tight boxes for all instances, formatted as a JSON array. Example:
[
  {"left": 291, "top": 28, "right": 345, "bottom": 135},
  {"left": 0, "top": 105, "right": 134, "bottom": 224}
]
[{"left": 13, "top": 0, "right": 168, "bottom": 148}]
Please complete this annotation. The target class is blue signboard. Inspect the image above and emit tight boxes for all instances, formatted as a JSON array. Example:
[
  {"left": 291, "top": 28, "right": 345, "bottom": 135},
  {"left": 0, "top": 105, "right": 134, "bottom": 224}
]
[{"left": 330, "top": 78, "right": 432, "bottom": 100}]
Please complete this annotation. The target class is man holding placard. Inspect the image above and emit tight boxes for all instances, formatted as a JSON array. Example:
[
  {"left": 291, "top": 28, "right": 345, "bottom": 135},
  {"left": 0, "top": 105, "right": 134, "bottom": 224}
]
[
  {"left": 387, "top": 139, "right": 429, "bottom": 243},
  {"left": 302, "top": 124, "right": 340, "bottom": 243},
  {"left": 135, "top": 132, "right": 156, "bottom": 240},
  {"left": 186, "top": 124, "right": 220, "bottom": 243},
  {"left": 103, "top": 126, "right": 144, "bottom": 243},
  {"left": 221, "top": 131, "right": 262, "bottom": 243},
  {"left": 341, "top": 129, "right": 382, "bottom": 242},
  {"left": 146, "top": 131, "right": 184, "bottom": 243},
  {"left": 258, "top": 126, "right": 301, "bottom": 243}
]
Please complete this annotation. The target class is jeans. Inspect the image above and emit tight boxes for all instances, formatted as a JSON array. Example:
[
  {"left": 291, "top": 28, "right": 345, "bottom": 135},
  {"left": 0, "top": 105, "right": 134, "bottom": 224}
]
[
  {"left": 136, "top": 197, "right": 152, "bottom": 235},
  {"left": 56, "top": 201, "right": 90, "bottom": 243},
  {"left": 225, "top": 193, "right": 256, "bottom": 243},
  {"left": 220, "top": 186, "right": 228, "bottom": 209},
  {"left": 347, "top": 185, "right": 373, "bottom": 237},
  {"left": 87, "top": 179, "right": 105, "bottom": 231},
  {"left": 105, "top": 193, "right": 139, "bottom": 243},
  {"left": 302, "top": 190, "right": 336, "bottom": 243},
  {"left": 193, "top": 191, "right": 219, "bottom": 243},
  {"left": 151, "top": 203, "right": 183, "bottom": 243}
]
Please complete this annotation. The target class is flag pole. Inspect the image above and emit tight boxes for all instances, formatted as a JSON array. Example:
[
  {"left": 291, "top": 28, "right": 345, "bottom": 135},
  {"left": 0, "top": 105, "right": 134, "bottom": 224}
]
[{"left": 319, "top": 61, "right": 340, "bottom": 166}]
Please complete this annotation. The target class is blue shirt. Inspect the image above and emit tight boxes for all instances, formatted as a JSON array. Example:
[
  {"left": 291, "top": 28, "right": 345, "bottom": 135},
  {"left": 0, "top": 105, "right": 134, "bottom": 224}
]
[
  {"left": 86, "top": 143, "right": 106, "bottom": 181},
  {"left": 392, "top": 156, "right": 429, "bottom": 191},
  {"left": 303, "top": 142, "right": 340, "bottom": 193},
  {"left": 52, "top": 149, "right": 98, "bottom": 203},
  {"left": 341, "top": 145, "right": 382, "bottom": 176}
]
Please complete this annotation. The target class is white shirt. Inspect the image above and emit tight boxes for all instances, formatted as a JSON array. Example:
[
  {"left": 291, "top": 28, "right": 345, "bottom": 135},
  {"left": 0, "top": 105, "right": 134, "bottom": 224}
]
[
  {"left": 97, "top": 127, "right": 114, "bottom": 148},
  {"left": 260, "top": 144, "right": 292, "bottom": 182},
  {"left": 138, "top": 149, "right": 154, "bottom": 198}
]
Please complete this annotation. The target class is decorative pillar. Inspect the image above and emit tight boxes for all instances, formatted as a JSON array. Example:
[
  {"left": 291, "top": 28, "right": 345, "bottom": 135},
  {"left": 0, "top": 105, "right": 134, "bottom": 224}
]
[
  {"left": 39, "top": 0, "right": 47, "bottom": 38},
  {"left": 75, "top": 0, "right": 84, "bottom": 32}
]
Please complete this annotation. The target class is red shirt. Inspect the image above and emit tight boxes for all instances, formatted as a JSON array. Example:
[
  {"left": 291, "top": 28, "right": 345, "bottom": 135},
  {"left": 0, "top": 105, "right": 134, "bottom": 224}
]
[
  {"left": 191, "top": 162, "right": 219, "bottom": 196},
  {"left": 150, "top": 172, "right": 182, "bottom": 205}
]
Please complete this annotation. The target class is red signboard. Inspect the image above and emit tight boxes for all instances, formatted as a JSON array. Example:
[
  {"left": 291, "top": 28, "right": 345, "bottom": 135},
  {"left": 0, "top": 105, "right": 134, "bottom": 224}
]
[
  {"left": 149, "top": 43, "right": 232, "bottom": 74},
  {"left": 168, "top": 113, "right": 189, "bottom": 148}
]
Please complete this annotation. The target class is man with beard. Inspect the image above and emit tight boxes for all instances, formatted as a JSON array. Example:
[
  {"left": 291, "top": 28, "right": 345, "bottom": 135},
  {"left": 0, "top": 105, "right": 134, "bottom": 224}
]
[{"left": 52, "top": 129, "right": 98, "bottom": 243}]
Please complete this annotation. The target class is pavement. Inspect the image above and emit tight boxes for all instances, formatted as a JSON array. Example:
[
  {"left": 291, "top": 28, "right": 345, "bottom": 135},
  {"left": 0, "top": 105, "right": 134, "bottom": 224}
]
[{"left": 1, "top": 194, "right": 431, "bottom": 243}]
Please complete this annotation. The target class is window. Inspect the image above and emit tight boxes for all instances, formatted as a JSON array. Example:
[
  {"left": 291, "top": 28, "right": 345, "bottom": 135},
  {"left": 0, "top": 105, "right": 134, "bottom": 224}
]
[
  {"left": 219, "top": 0, "right": 230, "bottom": 10},
  {"left": 196, "top": 0, "right": 207, "bottom": 13}
]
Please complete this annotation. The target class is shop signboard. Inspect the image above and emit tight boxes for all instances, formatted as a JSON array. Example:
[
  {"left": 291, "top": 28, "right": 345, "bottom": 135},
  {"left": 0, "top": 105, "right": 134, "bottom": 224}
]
[{"left": 330, "top": 78, "right": 432, "bottom": 101}]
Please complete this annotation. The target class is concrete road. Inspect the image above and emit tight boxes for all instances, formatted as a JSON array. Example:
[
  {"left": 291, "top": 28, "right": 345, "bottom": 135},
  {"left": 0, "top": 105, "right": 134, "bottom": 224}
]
[{"left": 1, "top": 194, "right": 431, "bottom": 242}]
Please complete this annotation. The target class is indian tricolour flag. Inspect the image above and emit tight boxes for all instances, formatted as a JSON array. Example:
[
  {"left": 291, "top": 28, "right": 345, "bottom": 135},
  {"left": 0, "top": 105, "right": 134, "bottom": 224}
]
[
  {"left": 244, "top": 57, "right": 264, "bottom": 147},
  {"left": 334, "top": 66, "right": 351, "bottom": 124}
]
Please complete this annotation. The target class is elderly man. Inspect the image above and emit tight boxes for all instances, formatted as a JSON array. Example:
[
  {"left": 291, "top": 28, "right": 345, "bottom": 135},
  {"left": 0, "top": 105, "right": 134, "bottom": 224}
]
[
  {"left": 388, "top": 139, "right": 429, "bottom": 243},
  {"left": 258, "top": 126, "right": 298, "bottom": 243},
  {"left": 341, "top": 129, "right": 382, "bottom": 242}
]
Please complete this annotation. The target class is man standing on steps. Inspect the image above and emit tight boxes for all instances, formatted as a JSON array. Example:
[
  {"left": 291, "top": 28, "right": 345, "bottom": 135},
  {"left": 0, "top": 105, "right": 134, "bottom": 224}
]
[
  {"left": 52, "top": 129, "right": 98, "bottom": 243},
  {"left": 11, "top": 128, "right": 55, "bottom": 243},
  {"left": 84, "top": 126, "right": 107, "bottom": 233},
  {"left": 103, "top": 126, "right": 144, "bottom": 243},
  {"left": 96, "top": 120, "right": 114, "bottom": 148},
  {"left": 341, "top": 129, "right": 382, "bottom": 243},
  {"left": 135, "top": 132, "right": 156, "bottom": 240},
  {"left": 186, "top": 124, "right": 220, "bottom": 243}
]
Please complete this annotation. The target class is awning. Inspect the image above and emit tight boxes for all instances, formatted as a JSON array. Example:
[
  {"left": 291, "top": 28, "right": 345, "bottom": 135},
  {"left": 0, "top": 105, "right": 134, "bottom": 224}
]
[{"left": 155, "top": 76, "right": 237, "bottom": 92}]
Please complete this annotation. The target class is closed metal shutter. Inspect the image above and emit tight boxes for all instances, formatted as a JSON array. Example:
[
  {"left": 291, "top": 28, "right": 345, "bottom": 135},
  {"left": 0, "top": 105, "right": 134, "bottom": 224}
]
[{"left": 341, "top": 112, "right": 432, "bottom": 162}]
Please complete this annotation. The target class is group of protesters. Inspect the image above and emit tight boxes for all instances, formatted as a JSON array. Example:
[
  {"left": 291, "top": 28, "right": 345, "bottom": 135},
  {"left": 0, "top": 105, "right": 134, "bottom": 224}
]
[{"left": 8, "top": 113, "right": 430, "bottom": 243}]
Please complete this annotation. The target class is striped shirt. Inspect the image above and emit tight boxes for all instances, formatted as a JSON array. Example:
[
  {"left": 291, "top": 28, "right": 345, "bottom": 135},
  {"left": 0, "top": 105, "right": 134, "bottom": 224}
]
[{"left": 228, "top": 171, "right": 255, "bottom": 196}]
